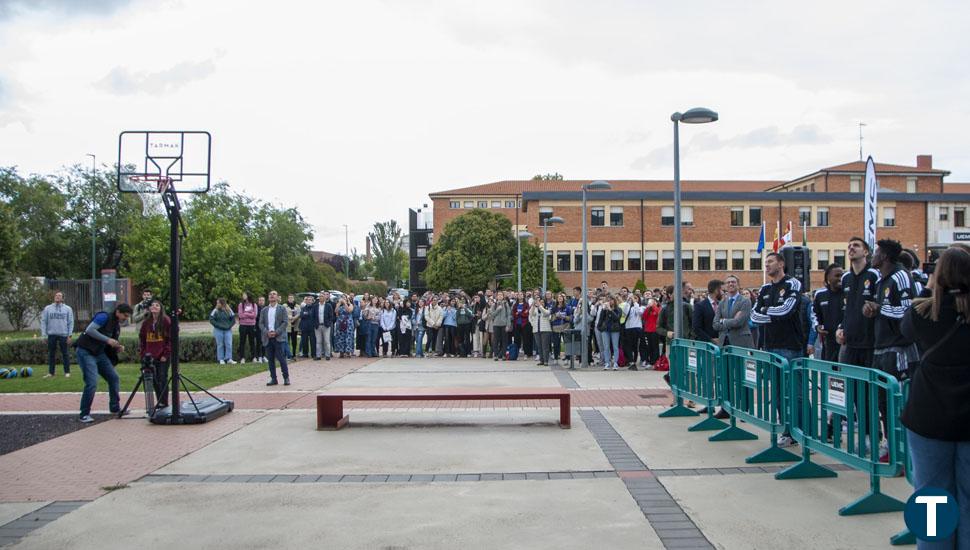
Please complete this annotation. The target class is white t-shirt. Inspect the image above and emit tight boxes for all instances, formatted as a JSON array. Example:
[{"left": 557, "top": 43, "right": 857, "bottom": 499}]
[{"left": 267, "top": 305, "right": 277, "bottom": 330}]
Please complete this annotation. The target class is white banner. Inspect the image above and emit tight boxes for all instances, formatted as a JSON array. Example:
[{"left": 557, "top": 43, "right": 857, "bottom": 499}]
[{"left": 864, "top": 156, "right": 878, "bottom": 251}]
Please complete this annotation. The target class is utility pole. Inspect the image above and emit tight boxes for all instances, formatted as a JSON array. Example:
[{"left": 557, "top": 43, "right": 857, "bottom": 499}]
[
  {"left": 342, "top": 224, "right": 350, "bottom": 278},
  {"left": 858, "top": 122, "right": 866, "bottom": 161}
]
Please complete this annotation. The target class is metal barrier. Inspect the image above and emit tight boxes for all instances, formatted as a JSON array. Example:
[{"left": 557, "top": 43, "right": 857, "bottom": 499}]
[
  {"left": 713, "top": 346, "right": 800, "bottom": 462},
  {"left": 45, "top": 278, "right": 132, "bottom": 325},
  {"left": 890, "top": 380, "right": 915, "bottom": 545},
  {"left": 776, "top": 357, "right": 906, "bottom": 516},
  {"left": 658, "top": 339, "right": 727, "bottom": 432}
]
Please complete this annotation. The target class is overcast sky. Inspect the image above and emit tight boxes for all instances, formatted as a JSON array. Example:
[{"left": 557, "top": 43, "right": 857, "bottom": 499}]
[{"left": 2, "top": 0, "right": 968, "bottom": 253}]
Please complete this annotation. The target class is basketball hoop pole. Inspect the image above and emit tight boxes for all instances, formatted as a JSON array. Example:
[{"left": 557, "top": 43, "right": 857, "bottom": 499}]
[{"left": 165, "top": 185, "right": 183, "bottom": 421}]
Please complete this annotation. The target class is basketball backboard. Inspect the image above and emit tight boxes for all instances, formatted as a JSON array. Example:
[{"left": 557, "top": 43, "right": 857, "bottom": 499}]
[{"left": 117, "top": 131, "right": 211, "bottom": 193}]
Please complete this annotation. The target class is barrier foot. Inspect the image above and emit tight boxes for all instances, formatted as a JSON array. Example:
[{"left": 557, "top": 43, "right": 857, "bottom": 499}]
[
  {"left": 745, "top": 445, "right": 800, "bottom": 464},
  {"left": 774, "top": 459, "right": 837, "bottom": 480},
  {"left": 709, "top": 424, "right": 758, "bottom": 442},
  {"left": 659, "top": 404, "right": 699, "bottom": 418},
  {"left": 890, "top": 528, "right": 915, "bottom": 546},
  {"left": 839, "top": 491, "right": 905, "bottom": 516},
  {"left": 688, "top": 416, "right": 729, "bottom": 432}
]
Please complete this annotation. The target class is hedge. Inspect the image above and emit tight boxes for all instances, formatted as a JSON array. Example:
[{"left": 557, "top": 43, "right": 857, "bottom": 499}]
[{"left": 0, "top": 333, "right": 242, "bottom": 365}]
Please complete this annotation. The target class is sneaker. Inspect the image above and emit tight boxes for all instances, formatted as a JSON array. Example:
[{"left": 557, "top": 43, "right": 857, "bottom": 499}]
[
  {"left": 628, "top": 365, "right": 638, "bottom": 371},
  {"left": 240, "top": 358, "right": 246, "bottom": 364},
  {"left": 266, "top": 380, "right": 278, "bottom": 386},
  {"left": 65, "top": 373, "right": 71, "bottom": 378},
  {"left": 227, "top": 359, "right": 237, "bottom": 365},
  {"left": 219, "top": 360, "right": 226, "bottom": 365},
  {"left": 43, "top": 373, "right": 53, "bottom": 378},
  {"left": 603, "top": 365, "right": 610, "bottom": 371},
  {"left": 777, "top": 435, "right": 797, "bottom": 448},
  {"left": 283, "top": 379, "right": 291, "bottom": 386},
  {"left": 612, "top": 365, "right": 620, "bottom": 370},
  {"left": 79, "top": 415, "right": 95, "bottom": 423},
  {"left": 878, "top": 444, "right": 890, "bottom": 464}
]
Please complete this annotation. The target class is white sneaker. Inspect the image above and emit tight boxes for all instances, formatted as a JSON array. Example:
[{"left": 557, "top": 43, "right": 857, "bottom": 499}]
[
  {"left": 240, "top": 358, "right": 246, "bottom": 364},
  {"left": 43, "top": 373, "right": 53, "bottom": 378},
  {"left": 79, "top": 415, "right": 95, "bottom": 423},
  {"left": 227, "top": 359, "right": 237, "bottom": 365},
  {"left": 612, "top": 365, "right": 620, "bottom": 370},
  {"left": 603, "top": 365, "right": 610, "bottom": 370},
  {"left": 219, "top": 360, "right": 226, "bottom": 365},
  {"left": 65, "top": 373, "right": 71, "bottom": 378},
  {"left": 777, "top": 435, "right": 797, "bottom": 448}
]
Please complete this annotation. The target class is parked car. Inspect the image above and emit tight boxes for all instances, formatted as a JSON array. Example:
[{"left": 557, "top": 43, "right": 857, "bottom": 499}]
[{"left": 388, "top": 288, "right": 409, "bottom": 300}]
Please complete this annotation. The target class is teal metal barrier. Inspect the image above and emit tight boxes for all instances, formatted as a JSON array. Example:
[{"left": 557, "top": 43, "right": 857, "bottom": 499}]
[
  {"left": 713, "top": 346, "right": 800, "bottom": 462},
  {"left": 658, "top": 339, "right": 727, "bottom": 432},
  {"left": 776, "top": 358, "right": 906, "bottom": 516},
  {"left": 890, "top": 380, "right": 915, "bottom": 545}
]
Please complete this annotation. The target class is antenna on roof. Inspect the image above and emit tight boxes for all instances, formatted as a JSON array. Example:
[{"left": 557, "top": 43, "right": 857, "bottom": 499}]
[{"left": 858, "top": 122, "right": 866, "bottom": 161}]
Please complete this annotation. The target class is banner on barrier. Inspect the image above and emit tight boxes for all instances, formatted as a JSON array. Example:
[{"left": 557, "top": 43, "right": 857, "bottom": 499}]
[
  {"left": 828, "top": 377, "right": 846, "bottom": 408},
  {"left": 744, "top": 359, "right": 757, "bottom": 384},
  {"left": 687, "top": 349, "right": 698, "bottom": 372}
]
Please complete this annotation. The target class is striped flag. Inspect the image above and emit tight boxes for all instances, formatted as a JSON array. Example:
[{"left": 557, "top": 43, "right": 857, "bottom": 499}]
[{"left": 773, "top": 221, "right": 792, "bottom": 252}]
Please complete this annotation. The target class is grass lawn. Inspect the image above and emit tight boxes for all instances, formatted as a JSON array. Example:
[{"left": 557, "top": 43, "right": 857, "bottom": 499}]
[{"left": 0, "top": 362, "right": 265, "bottom": 393}]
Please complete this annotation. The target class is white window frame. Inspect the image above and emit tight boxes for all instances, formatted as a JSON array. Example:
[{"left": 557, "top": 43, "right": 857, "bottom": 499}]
[
  {"left": 449, "top": 201, "right": 460, "bottom": 209},
  {"left": 610, "top": 250, "right": 624, "bottom": 271},
  {"left": 883, "top": 206, "right": 896, "bottom": 227}
]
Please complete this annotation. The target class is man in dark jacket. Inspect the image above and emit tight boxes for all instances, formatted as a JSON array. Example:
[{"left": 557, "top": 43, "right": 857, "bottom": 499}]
[
  {"left": 813, "top": 263, "right": 845, "bottom": 362},
  {"left": 692, "top": 280, "right": 722, "bottom": 344},
  {"left": 75, "top": 303, "right": 133, "bottom": 422},
  {"left": 299, "top": 296, "right": 317, "bottom": 358},
  {"left": 313, "top": 291, "right": 336, "bottom": 361}
]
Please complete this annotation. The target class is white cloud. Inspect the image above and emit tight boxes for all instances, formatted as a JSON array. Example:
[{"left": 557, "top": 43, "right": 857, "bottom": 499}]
[{"left": 95, "top": 59, "right": 217, "bottom": 95}]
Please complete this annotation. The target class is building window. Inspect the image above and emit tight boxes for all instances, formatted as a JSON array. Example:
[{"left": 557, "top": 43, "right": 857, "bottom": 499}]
[
  {"left": 491, "top": 200, "right": 502, "bottom": 208},
  {"left": 661, "top": 206, "right": 674, "bottom": 226},
  {"left": 449, "top": 201, "right": 460, "bottom": 209},
  {"left": 610, "top": 206, "right": 623, "bottom": 227},
  {"left": 644, "top": 250, "right": 658, "bottom": 271},
  {"left": 463, "top": 201, "right": 474, "bottom": 208},
  {"left": 907, "top": 177, "right": 917, "bottom": 193},
  {"left": 850, "top": 177, "right": 861, "bottom": 193},
  {"left": 697, "top": 250, "right": 711, "bottom": 271},
  {"left": 662, "top": 251, "right": 675, "bottom": 271},
  {"left": 539, "top": 207, "right": 553, "bottom": 227},
  {"left": 731, "top": 250, "right": 744, "bottom": 271},
  {"left": 834, "top": 250, "right": 846, "bottom": 268},
  {"left": 749, "top": 207, "right": 762, "bottom": 227},
  {"left": 817, "top": 250, "right": 829, "bottom": 271},
  {"left": 591, "top": 207, "right": 605, "bottom": 227},
  {"left": 956, "top": 208, "right": 966, "bottom": 227},
  {"left": 883, "top": 207, "right": 896, "bottom": 227},
  {"left": 940, "top": 206, "right": 949, "bottom": 222},
  {"left": 714, "top": 250, "right": 728, "bottom": 271},
  {"left": 730, "top": 207, "right": 744, "bottom": 227},
  {"left": 681, "top": 207, "right": 694, "bottom": 226},
  {"left": 574, "top": 251, "right": 583, "bottom": 271},
  {"left": 557, "top": 251, "right": 570, "bottom": 272},
  {"left": 610, "top": 251, "right": 624, "bottom": 271},
  {"left": 591, "top": 251, "right": 605, "bottom": 271},
  {"left": 799, "top": 207, "right": 811, "bottom": 227},
  {"left": 627, "top": 250, "right": 641, "bottom": 271},
  {"left": 416, "top": 246, "right": 427, "bottom": 258},
  {"left": 750, "top": 252, "right": 762, "bottom": 271},
  {"left": 477, "top": 200, "right": 487, "bottom": 209},
  {"left": 817, "top": 207, "right": 829, "bottom": 227},
  {"left": 681, "top": 251, "right": 694, "bottom": 271},
  {"left": 505, "top": 200, "right": 516, "bottom": 208}
]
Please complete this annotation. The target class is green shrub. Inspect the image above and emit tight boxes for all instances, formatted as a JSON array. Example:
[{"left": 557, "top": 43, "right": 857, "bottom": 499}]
[
  {"left": 0, "top": 333, "right": 242, "bottom": 365},
  {"left": 633, "top": 279, "right": 647, "bottom": 293}
]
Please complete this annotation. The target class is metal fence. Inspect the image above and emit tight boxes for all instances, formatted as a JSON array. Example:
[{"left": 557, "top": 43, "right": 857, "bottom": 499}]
[{"left": 44, "top": 278, "right": 132, "bottom": 328}]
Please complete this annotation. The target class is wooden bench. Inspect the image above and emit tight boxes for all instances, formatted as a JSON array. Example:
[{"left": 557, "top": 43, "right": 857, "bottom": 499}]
[{"left": 316, "top": 387, "right": 571, "bottom": 430}]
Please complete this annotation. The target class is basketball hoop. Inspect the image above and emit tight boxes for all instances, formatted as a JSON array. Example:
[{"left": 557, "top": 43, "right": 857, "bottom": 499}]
[{"left": 128, "top": 175, "right": 171, "bottom": 217}]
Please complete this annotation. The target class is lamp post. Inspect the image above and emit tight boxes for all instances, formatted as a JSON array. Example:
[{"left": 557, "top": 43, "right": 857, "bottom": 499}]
[
  {"left": 85, "top": 154, "right": 96, "bottom": 283},
  {"left": 581, "top": 181, "right": 611, "bottom": 368},
  {"left": 516, "top": 230, "right": 534, "bottom": 292},
  {"left": 342, "top": 224, "right": 350, "bottom": 278},
  {"left": 671, "top": 108, "right": 718, "bottom": 339},
  {"left": 541, "top": 216, "right": 564, "bottom": 296}
]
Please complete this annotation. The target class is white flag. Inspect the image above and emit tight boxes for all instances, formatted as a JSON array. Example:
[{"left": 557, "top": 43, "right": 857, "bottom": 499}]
[{"left": 864, "top": 156, "right": 878, "bottom": 251}]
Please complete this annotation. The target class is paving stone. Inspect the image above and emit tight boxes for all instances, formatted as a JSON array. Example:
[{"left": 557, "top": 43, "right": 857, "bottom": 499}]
[
  {"left": 652, "top": 469, "right": 674, "bottom": 476},
  {"left": 525, "top": 473, "right": 549, "bottom": 480},
  {"left": 363, "top": 475, "right": 389, "bottom": 483},
  {"left": 656, "top": 529, "right": 706, "bottom": 539},
  {"left": 715, "top": 468, "right": 743, "bottom": 475},
  {"left": 248, "top": 475, "right": 274, "bottom": 482},
  {"left": 409, "top": 474, "right": 434, "bottom": 482},
  {"left": 339, "top": 475, "right": 365, "bottom": 482},
  {"left": 1, "top": 519, "right": 50, "bottom": 529},
  {"left": 592, "top": 471, "right": 617, "bottom": 478},
  {"left": 432, "top": 474, "right": 457, "bottom": 482},
  {"left": 270, "top": 475, "right": 298, "bottom": 483},
  {"left": 548, "top": 472, "right": 573, "bottom": 480},
  {"left": 0, "top": 527, "right": 34, "bottom": 537},
  {"left": 478, "top": 473, "right": 503, "bottom": 481},
  {"left": 738, "top": 467, "right": 765, "bottom": 474},
  {"left": 385, "top": 475, "right": 411, "bottom": 482},
  {"left": 650, "top": 521, "right": 698, "bottom": 531},
  {"left": 672, "top": 469, "right": 699, "bottom": 476},
  {"left": 456, "top": 474, "right": 480, "bottom": 482},
  {"left": 645, "top": 512, "right": 691, "bottom": 523},
  {"left": 181, "top": 475, "right": 208, "bottom": 482},
  {"left": 204, "top": 475, "right": 232, "bottom": 482},
  {"left": 502, "top": 473, "right": 526, "bottom": 480},
  {"left": 694, "top": 468, "right": 721, "bottom": 476},
  {"left": 661, "top": 538, "right": 713, "bottom": 548},
  {"left": 226, "top": 475, "right": 253, "bottom": 483},
  {"left": 638, "top": 505, "right": 683, "bottom": 515},
  {"left": 569, "top": 472, "right": 595, "bottom": 479}
]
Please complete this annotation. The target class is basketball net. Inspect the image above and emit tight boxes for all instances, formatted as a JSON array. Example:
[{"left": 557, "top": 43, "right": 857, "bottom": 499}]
[{"left": 129, "top": 175, "right": 171, "bottom": 217}]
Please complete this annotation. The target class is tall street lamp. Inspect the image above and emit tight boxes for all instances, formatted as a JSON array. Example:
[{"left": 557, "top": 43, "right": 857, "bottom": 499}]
[
  {"left": 581, "top": 180, "right": 611, "bottom": 368},
  {"left": 516, "top": 230, "right": 534, "bottom": 292},
  {"left": 671, "top": 107, "right": 718, "bottom": 339},
  {"left": 541, "top": 216, "right": 564, "bottom": 296},
  {"left": 85, "top": 153, "right": 96, "bottom": 283}
]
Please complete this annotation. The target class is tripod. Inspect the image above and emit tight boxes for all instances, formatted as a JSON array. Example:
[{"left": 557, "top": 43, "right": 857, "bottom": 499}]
[{"left": 119, "top": 355, "right": 163, "bottom": 418}]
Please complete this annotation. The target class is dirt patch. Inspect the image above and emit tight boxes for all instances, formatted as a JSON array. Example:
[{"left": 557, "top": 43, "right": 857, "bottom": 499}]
[{"left": 0, "top": 414, "right": 111, "bottom": 456}]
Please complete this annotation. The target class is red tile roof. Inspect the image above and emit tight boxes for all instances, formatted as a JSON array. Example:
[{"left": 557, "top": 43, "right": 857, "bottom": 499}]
[
  {"left": 429, "top": 179, "right": 778, "bottom": 197},
  {"left": 820, "top": 161, "right": 948, "bottom": 174}
]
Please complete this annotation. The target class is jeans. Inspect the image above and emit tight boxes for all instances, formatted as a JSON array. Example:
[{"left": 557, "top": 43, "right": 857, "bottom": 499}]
[
  {"left": 239, "top": 325, "right": 258, "bottom": 361},
  {"left": 266, "top": 340, "right": 289, "bottom": 382},
  {"left": 601, "top": 331, "right": 621, "bottom": 367},
  {"left": 538, "top": 331, "right": 552, "bottom": 364},
  {"left": 908, "top": 429, "right": 970, "bottom": 549},
  {"left": 213, "top": 328, "right": 233, "bottom": 362},
  {"left": 151, "top": 359, "right": 170, "bottom": 407},
  {"left": 426, "top": 327, "right": 438, "bottom": 356},
  {"left": 492, "top": 326, "right": 509, "bottom": 359},
  {"left": 415, "top": 329, "right": 425, "bottom": 357},
  {"left": 47, "top": 335, "right": 70, "bottom": 375},
  {"left": 76, "top": 347, "right": 120, "bottom": 417},
  {"left": 442, "top": 325, "right": 457, "bottom": 355},
  {"left": 365, "top": 321, "right": 379, "bottom": 357}
]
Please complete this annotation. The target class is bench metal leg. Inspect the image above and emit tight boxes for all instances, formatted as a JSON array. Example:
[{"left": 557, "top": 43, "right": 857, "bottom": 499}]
[
  {"left": 560, "top": 395, "right": 571, "bottom": 428},
  {"left": 317, "top": 398, "right": 349, "bottom": 430}
]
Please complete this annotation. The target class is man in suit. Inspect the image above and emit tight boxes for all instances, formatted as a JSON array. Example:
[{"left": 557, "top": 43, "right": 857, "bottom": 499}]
[
  {"left": 259, "top": 290, "right": 291, "bottom": 386},
  {"left": 692, "top": 279, "right": 723, "bottom": 344},
  {"left": 313, "top": 291, "right": 335, "bottom": 361},
  {"left": 712, "top": 274, "right": 752, "bottom": 419}
]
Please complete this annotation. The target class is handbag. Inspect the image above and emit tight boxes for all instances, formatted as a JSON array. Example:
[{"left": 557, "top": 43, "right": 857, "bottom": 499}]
[{"left": 654, "top": 354, "right": 670, "bottom": 371}]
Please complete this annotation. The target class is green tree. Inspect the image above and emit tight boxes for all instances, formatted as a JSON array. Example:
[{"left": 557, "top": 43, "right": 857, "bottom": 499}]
[
  {"left": 504, "top": 240, "right": 563, "bottom": 293},
  {"left": 253, "top": 204, "right": 313, "bottom": 293},
  {"left": 0, "top": 272, "right": 49, "bottom": 331},
  {"left": 532, "top": 172, "right": 564, "bottom": 181},
  {"left": 0, "top": 167, "right": 68, "bottom": 278},
  {"left": 424, "top": 210, "right": 517, "bottom": 291},
  {"left": 368, "top": 220, "right": 406, "bottom": 286},
  {"left": 0, "top": 202, "right": 21, "bottom": 282}
]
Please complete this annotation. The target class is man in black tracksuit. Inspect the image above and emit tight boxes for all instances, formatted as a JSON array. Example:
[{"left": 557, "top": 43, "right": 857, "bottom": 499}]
[
  {"left": 837, "top": 237, "right": 879, "bottom": 368},
  {"left": 863, "top": 239, "right": 916, "bottom": 460},
  {"left": 813, "top": 263, "right": 845, "bottom": 362}
]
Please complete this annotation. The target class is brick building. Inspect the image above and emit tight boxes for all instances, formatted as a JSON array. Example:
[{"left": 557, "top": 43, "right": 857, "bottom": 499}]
[{"left": 428, "top": 155, "right": 969, "bottom": 291}]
